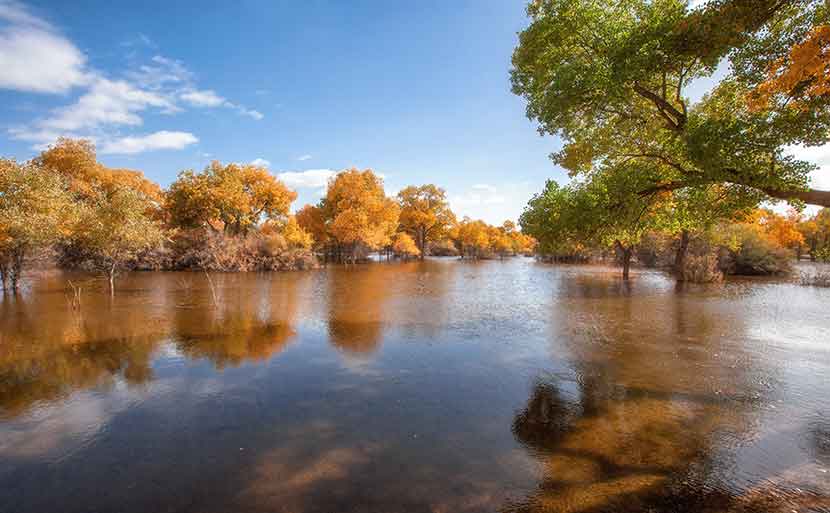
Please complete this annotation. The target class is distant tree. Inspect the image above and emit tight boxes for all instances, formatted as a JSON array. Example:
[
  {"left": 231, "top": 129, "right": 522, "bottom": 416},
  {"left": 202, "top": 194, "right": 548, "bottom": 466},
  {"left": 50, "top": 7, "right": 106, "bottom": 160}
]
[
  {"left": 35, "top": 137, "right": 162, "bottom": 202},
  {"left": 392, "top": 232, "right": 420, "bottom": 260},
  {"left": 322, "top": 169, "right": 400, "bottom": 263},
  {"left": 295, "top": 204, "right": 328, "bottom": 251},
  {"left": 455, "top": 217, "right": 491, "bottom": 259},
  {"left": 166, "top": 161, "right": 296, "bottom": 235},
  {"left": 397, "top": 184, "right": 456, "bottom": 258},
  {"left": 0, "top": 159, "right": 75, "bottom": 291},
  {"left": 73, "top": 187, "right": 165, "bottom": 292}
]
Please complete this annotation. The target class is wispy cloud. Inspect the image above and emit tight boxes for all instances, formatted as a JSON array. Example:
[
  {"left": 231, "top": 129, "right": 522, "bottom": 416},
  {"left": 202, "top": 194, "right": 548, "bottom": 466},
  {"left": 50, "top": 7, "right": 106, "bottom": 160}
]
[
  {"left": 296, "top": 154, "right": 312, "bottom": 161},
  {"left": 0, "top": 0, "right": 89, "bottom": 93},
  {"left": 250, "top": 158, "right": 270, "bottom": 168},
  {"left": 450, "top": 181, "right": 537, "bottom": 224},
  {"left": 180, "top": 87, "right": 263, "bottom": 119},
  {"left": 2, "top": 1, "right": 262, "bottom": 153},
  {"left": 180, "top": 88, "right": 225, "bottom": 107},
  {"left": 99, "top": 131, "right": 198, "bottom": 154},
  {"left": 277, "top": 169, "right": 335, "bottom": 189}
]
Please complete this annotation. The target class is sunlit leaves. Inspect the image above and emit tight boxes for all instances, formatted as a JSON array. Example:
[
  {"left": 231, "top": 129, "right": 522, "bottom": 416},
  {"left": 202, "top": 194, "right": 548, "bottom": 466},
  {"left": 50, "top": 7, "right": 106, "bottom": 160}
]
[
  {"left": 397, "top": 184, "right": 456, "bottom": 258},
  {"left": 166, "top": 161, "right": 296, "bottom": 235}
]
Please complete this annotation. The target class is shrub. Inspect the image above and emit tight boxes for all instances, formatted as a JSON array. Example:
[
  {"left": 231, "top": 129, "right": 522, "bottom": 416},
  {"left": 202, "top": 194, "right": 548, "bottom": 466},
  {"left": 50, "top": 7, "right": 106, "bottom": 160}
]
[
  {"left": 800, "top": 270, "right": 830, "bottom": 287},
  {"left": 683, "top": 253, "right": 724, "bottom": 283},
  {"left": 726, "top": 230, "right": 793, "bottom": 275}
]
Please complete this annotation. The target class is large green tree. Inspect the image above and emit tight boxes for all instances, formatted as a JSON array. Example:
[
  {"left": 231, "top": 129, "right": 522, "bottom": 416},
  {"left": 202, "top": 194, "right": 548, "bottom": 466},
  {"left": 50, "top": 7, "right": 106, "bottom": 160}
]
[{"left": 511, "top": 0, "right": 830, "bottom": 206}]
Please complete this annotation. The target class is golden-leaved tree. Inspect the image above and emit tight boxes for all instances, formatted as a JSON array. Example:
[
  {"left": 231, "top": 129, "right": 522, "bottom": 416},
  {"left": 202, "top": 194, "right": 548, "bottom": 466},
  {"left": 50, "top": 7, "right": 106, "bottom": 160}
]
[
  {"left": 73, "top": 187, "right": 165, "bottom": 291},
  {"left": 320, "top": 169, "right": 400, "bottom": 262},
  {"left": 34, "top": 138, "right": 162, "bottom": 202},
  {"left": 295, "top": 204, "right": 327, "bottom": 251},
  {"left": 397, "top": 184, "right": 456, "bottom": 259},
  {"left": 0, "top": 159, "right": 76, "bottom": 291},
  {"left": 455, "top": 217, "right": 491, "bottom": 259},
  {"left": 166, "top": 161, "right": 296, "bottom": 235},
  {"left": 392, "top": 232, "right": 420, "bottom": 260}
]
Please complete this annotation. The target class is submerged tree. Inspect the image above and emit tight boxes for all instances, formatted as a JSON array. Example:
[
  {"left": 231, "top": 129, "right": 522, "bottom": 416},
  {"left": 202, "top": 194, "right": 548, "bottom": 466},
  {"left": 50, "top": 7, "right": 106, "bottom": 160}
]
[
  {"left": 73, "top": 187, "right": 165, "bottom": 291},
  {"left": 319, "top": 169, "right": 400, "bottom": 263},
  {"left": 392, "top": 232, "right": 421, "bottom": 260},
  {"left": 0, "top": 159, "right": 75, "bottom": 291},
  {"left": 397, "top": 184, "right": 456, "bottom": 258},
  {"left": 166, "top": 161, "right": 296, "bottom": 235}
]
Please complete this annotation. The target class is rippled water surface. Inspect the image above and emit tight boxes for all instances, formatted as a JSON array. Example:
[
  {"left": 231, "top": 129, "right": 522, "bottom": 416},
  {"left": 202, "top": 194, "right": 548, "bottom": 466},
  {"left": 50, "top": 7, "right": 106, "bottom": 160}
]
[{"left": 1, "top": 258, "right": 829, "bottom": 513}]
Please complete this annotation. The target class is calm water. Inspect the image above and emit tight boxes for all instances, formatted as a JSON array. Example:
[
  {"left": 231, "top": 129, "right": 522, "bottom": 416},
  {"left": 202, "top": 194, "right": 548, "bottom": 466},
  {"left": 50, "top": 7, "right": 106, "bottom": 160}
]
[{"left": 1, "top": 258, "right": 829, "bottom": 513}]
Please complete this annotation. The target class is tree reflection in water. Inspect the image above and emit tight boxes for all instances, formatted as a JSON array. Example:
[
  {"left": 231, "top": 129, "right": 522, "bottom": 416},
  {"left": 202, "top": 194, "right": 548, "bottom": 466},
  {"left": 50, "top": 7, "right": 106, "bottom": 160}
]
[{"left": 504, "top": 270, "right": 830, "bottom": 513}]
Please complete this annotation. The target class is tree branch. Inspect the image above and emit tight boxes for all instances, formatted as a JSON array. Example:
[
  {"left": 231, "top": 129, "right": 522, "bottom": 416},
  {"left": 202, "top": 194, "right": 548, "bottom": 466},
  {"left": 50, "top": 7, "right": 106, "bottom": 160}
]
[{"left": 633, "top": 83, "right": 687, "bottom": 130}]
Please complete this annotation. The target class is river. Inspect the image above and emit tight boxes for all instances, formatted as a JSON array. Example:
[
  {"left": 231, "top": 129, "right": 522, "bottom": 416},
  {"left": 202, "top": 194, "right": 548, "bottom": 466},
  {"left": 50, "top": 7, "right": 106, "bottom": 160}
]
[{"left": 1, "top": 258, "right": 828, "bottom": 512}]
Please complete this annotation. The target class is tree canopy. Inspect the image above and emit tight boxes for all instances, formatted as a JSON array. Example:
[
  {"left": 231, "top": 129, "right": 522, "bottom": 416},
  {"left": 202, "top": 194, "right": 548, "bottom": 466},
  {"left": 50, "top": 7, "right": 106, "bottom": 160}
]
[{"left": 511, "top": 0, "right": 830, "bottom": 206}]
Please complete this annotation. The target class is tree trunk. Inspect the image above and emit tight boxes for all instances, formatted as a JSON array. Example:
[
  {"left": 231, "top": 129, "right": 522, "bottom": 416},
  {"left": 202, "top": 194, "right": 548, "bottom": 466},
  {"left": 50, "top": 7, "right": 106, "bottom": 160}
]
[
  {"left": 674, "top": 229, "right": 690, "bottom": 281},
  {"left": 109, "top": 262, "right": 116, "bottom": 294},
  {"left": 615, "top": 240, "right": 632, "bottom": 281},
  {"left": 10, "top": 247, "right": 24, "bottom": 292}
]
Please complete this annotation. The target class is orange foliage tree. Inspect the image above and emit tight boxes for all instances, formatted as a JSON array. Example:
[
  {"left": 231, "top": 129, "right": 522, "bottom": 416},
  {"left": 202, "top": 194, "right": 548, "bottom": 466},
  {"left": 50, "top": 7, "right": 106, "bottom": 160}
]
[
  {"left": 166, "top": 161, "right": 296, "bottom": 235},
  {"left": 309, "top": 169, "right": 400, "bottom": 263},
  {"left": 397, "top": 184, "right": 456, "bottom": 259},
  {"left": 34, "top": 138, "right": 162, "bottom": 202},
  {"left": 749, "top": 25, "right": 830, "bottom": 111},
  {"left": 392, "top": 232, "right": 420, "bottom": 260}
]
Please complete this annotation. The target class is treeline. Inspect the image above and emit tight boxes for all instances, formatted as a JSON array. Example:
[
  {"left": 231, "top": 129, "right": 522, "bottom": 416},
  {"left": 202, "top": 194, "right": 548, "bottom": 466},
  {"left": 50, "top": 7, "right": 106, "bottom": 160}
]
[
  {"left": 511, "top": 0, "right": 830, "bottom": 281},
  {"left": 294, "top": 170, "right": 535, "bottom": 262},
  {"left": 0, "top": 139, "right": 535, "bottom": 292},
  {"left": 521, "top": 177, "right": 830, "bottom": 282}
]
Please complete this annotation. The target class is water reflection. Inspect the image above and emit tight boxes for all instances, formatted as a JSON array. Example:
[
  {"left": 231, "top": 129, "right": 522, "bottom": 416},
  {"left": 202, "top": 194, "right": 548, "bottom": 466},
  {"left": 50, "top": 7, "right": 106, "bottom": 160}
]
[
  {"left": 0, "top": 260, "right": 828, "bottom": 513},
  {"left": 326, "top": 265, "right": 390, "bottom": 355},
  {"left": 172, "top": 273, "right": 306, "bottom": 368}
]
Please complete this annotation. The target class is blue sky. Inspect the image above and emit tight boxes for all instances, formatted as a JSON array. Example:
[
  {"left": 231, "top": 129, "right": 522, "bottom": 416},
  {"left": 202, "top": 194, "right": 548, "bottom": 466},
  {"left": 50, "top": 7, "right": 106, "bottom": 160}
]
[{"left": 1, "top": 0, "right": 827, "bottom": 222}]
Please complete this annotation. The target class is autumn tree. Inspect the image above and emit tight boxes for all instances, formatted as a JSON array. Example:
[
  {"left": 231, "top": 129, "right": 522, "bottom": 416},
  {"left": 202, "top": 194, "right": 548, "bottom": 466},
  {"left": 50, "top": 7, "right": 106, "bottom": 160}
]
[
  {"left": 35, "top": 138, "right": 162, "bottom": 202},
  {"left": 522, "top": 164, "right": 677, "bottom": 280},
  {"left": 392, "top": 232, "right": 420, "bottom": 260},
  {"left": 166, "top": 161, "right": 296, "bottom": 235},
  {"left": 319, "top": 169, "right": 400, "bottom": 263},
  {"left": 295, "top": 204, "right": 328, "bottom": 251},
  {"left": 0, "top": 159, "right": 75, "bottom": 291},
  {"left": 397, "top": 184, "right": 456, "bottom": 259},
  {"left": 511, "top": 0, "right": 830, "bottom": 207},
  {"left": 799, "top": 208, "right": 830, "bottom": 260},
  {"left": 72, "top": 187, "right": 165, "bottom": 291},
  {"left": 454, "top": 218, "right": 490, "bottom": 259}
]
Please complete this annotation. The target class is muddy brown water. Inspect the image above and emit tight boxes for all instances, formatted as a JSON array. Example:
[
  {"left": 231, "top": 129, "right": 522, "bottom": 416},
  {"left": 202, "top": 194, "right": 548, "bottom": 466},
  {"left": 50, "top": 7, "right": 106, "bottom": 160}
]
[{"left": 1, "top": 258, "right": 828, "bottom": 513}]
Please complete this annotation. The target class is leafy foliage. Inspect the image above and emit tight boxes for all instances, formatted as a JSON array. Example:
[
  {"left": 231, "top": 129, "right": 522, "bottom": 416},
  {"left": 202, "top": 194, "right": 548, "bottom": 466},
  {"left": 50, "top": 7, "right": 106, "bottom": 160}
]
[
  {"left": 397, "top": 184, "right": 456, "bottom": 258},
  {"left": 0, "top": 159, "right": 75, "bottom": 290},
  {"left": 512, "top": 0, "right": 830, "bottom": 206},
  {"left": 166, "top": 161, "right": 296, "bottom": 235}
]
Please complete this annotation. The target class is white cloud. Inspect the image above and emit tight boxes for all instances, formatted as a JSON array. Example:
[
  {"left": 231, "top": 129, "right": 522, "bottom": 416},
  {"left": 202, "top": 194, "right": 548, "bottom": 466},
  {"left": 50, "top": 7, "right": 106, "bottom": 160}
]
[
  {"left": 787, "top": 143, "right": 830, "bottom": 193},
  {"left": 235, "top": 105, "right": 264, "bottom": 120},
  {"left": 39, "top": 77, "right": 174, "bottom": 132},
  {"left": 180, "top": 88, "right": 226, "bottom": 107},
  {"left": 126, "top": 54, "right": 193, "bottom": 91},
  {"left": 2, "top": 2, "right": 261, "bottom": 154},
  {"left": 250, "top": 158, "right": 270, "bottom": 168},
  {"left": 99, "top": 130, "right": 198, "bottom": 154},
  {"left": 179, "top": 88, "right": 264, "bottom": 120},
  {"left": 277, "top": 169, "right": 336, "bottom": 189},
  {"left": 296, "top": 154, "right": 312, "bottom": 161},
  {"left": 0, "top": 1, "right": 89, "bottom": 93},
  {"left": 450, "top": 181, "right": 537, "bottom": 225}
]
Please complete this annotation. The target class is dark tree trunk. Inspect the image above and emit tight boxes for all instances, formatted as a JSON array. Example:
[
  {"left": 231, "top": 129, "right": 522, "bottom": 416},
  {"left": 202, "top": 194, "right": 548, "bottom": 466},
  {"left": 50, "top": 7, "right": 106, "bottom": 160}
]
[
  {"left": 674, "top": 229, "right": 690, "bottom": 281},
  {"left": 615, "top": 240, "right": 633, "bottom": 281},
  {"left": 10, "top": 247, "right": 25, "bottom": 292}
]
